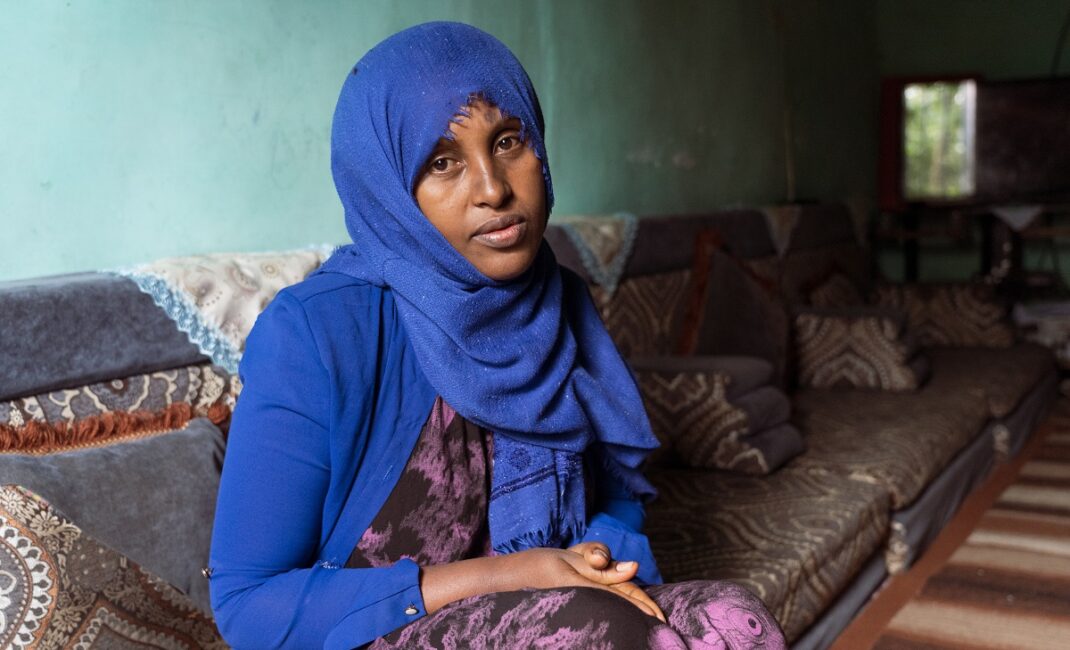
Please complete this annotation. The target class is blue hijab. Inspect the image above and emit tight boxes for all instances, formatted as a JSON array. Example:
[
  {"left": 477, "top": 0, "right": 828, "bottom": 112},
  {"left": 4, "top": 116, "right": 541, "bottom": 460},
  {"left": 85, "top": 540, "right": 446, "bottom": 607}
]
[{"left": 320, "top": 22, "right": 657, "bottom": 553}]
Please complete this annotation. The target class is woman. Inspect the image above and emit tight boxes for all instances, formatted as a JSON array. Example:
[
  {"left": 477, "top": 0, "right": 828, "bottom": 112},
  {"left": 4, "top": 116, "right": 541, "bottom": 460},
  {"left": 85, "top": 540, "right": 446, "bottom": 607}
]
[{"left": 209, "top": 21, "right": 786, "bottom": 649}]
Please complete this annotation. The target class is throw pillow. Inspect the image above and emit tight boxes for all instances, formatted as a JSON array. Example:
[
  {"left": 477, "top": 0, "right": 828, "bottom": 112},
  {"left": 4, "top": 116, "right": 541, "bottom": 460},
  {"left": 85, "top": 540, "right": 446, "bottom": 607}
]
[
  {"left": 0, "top": 484, "right": 225, "bottom": 648},
  {"left": 635, "top": 366, "right": 802, "bottom": 474},
  {"left": 794, "top": 308, "right": 929, "bottom": 391},
  {"left": 0, "top": 417, "right": 225, "bottom": 613},
  {"left": 872, "top": 283, "right": 1015, "bottom": 348},
  {"left": 807, "top": 272, "right": 864, "bottom": 308},
  {"left": 1, "top": 362, "right": 238, "bottom": 453}
]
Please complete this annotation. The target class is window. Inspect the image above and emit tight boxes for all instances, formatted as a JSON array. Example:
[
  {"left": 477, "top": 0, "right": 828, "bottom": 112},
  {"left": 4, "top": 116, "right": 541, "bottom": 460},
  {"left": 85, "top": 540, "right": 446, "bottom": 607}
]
[{"left": 902, "top": 80, "right": 977, "bottom": 200}]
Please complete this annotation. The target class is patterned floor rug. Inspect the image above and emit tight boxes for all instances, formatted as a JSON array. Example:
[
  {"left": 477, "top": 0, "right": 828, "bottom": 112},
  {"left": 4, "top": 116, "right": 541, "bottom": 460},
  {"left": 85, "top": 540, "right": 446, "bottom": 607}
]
[{"left": 872, "top": 429, "right": 1070, "bottom": 649}]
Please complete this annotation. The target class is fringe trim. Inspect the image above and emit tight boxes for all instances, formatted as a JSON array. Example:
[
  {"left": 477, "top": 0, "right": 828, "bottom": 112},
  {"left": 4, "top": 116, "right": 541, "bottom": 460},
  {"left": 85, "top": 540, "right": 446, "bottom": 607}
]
[{"left": 0, "top": 401, "right": 231, "bottom": 455}]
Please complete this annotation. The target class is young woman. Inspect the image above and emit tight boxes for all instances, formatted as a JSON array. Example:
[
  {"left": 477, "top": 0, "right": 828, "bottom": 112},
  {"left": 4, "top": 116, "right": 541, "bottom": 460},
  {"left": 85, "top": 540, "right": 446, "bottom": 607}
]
[{"left": 208, "top": 21, "right": 786, "bottom": 649}]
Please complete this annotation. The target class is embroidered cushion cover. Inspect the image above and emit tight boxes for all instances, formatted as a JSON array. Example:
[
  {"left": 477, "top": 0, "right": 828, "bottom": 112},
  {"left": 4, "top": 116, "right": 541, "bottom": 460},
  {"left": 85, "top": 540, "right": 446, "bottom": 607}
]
[
  {"left": 794, "top": 308, "right": 930, "bottom": 391},
  {"left": 0, "top": 484, "right": 225, "bottom": 649}
]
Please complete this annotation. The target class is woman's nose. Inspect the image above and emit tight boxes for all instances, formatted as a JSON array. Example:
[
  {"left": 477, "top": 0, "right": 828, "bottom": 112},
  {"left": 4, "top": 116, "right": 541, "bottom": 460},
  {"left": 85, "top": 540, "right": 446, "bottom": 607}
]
[{"left": 471, "top": 157, "right": 512, "bottom": 209}]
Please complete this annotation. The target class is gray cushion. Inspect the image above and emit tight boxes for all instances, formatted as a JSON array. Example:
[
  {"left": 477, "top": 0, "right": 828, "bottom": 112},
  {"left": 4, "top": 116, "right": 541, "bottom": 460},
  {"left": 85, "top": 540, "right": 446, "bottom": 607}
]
[
  {"left": 741, "top": 422, "right": 807, "bottom": 473},
  {"left": 0, "top": 272, "right": 207, "bottom": 401},
  {"left": 0, "top": 417, "right": 224, "bottom": 613},
  {"left": 629, "top": 354, "right": 775, "bottom": 400},
  {"left": 733, "top": 385, "right": 792, "bottom": 433}
]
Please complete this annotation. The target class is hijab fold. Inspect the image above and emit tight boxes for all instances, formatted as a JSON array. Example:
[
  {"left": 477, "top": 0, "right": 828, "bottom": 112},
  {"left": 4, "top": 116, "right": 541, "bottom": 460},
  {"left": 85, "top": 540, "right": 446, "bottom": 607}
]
[{"left": 319, "top": 21, "right": 658, "bottom": 553}]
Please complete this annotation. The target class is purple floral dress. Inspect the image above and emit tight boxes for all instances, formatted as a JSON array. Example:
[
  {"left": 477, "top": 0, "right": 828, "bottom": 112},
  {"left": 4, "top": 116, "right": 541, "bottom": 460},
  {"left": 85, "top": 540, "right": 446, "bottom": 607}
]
[{"left": 349, "top": 398, "right": 786, "bottom": 649}]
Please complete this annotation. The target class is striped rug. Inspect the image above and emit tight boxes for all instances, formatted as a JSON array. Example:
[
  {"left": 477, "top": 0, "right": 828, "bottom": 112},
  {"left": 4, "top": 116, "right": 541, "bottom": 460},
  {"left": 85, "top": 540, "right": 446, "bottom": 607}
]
[{"left": 873, "top": 430, "right": 1070, "bottom": 649}]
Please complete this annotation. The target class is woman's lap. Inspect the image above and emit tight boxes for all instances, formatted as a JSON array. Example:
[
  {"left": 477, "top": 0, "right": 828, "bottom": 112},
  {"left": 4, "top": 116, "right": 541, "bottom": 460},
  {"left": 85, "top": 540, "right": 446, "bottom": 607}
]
[{"left": 369, "top": 580, "right": 786, "bottom": 649}]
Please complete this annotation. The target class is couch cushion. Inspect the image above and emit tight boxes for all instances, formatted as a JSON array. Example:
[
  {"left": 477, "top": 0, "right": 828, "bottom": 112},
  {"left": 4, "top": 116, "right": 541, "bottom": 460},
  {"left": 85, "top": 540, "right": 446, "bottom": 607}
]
[
  {"left": 691, "top": 248, "right": 791, "bottom": 386},
  {"left": 873, "top": 283, "right": 1015, "bottom": 348},
  {"left": 926, "top": 344, "right": 1055, "bottom": 418},
  {"left": 733, "top": 385, "right": 792, "bottom": 432},
  {"left": 0, "top": 417, "right": 224, "bottom": 612},
  {"left": 645, "top": 466, "right": 889, "bottom": 642},
  {"left": 629, "top": 355, "right": 775, "bottom": 400},
  {"left": 791, "top": 358, "right": 993, "bottom": 509},
  {"left": 593, "top": 270, "right": 692, "bottom": 357},
  {"left": 0, "top": 485, "right": 225, "bottom": 648},
  {"left": 0, "top": 273, "right": 206, "bottom": 401}
]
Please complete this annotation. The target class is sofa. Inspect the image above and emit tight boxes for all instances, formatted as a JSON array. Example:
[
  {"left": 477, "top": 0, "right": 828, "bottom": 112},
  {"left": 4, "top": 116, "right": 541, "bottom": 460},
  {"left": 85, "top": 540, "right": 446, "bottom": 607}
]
[{"left": 0, "top": 203, "right": 1056, "bottom": 648}]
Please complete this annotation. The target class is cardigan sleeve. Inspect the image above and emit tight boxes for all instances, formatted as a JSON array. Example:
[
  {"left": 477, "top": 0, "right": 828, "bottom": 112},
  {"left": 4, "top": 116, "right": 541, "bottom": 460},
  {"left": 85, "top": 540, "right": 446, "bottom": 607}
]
[
  {"left": 208, "top": 291, "right": 425, "bottom": 649},
  {"left": 571, "top": 449, "right": 664, "bottom": 586}
]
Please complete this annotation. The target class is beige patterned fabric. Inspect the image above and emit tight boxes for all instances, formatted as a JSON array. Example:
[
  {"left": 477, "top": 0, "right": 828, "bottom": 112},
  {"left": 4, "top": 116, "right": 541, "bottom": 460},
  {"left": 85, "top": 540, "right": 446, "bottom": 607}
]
[
  {"left": 592, "top": 270, "right": 691, "bottom": 357},
  {"left": 118, "top": 246, "right": 334, "bottom": 372},
  {"left": 807, "top": 272, "right": 863, "bottom": 308},
  {"left": 873, "top": 283, "right": 1015, "bottom": 348},
  {"left": 636, "top": 369, "right": 767, "bottom": 472},
  {"left": 925, "top": 344, "right": 1055, "bottom": 418},
  {"left": 791, "top": 353, "right": 993, "bottom": 509},
  {"left": 0, "top": 485, "right": 225, "bottom": 649},
  {"left": 794, "top": 312, "right": 924, "bottom": 391},
  {"left": 646, "top": 466, "right": 889, "bottom": 642}
]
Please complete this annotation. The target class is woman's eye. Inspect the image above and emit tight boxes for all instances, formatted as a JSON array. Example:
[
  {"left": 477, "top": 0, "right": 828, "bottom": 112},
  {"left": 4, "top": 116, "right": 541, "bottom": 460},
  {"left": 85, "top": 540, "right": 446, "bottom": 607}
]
[
  {"left": 429, "top": 157, "right": 454, "bottom": 173},
  {"left": 496, "top": 135, "right": 521, "bottom": 152}
]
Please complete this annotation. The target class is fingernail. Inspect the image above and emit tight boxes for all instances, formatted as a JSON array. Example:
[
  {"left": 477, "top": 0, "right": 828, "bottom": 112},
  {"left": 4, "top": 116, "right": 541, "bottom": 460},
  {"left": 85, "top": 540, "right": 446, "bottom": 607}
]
[{"left": 616, "top": 561, "right": 636, "bottom": 572}]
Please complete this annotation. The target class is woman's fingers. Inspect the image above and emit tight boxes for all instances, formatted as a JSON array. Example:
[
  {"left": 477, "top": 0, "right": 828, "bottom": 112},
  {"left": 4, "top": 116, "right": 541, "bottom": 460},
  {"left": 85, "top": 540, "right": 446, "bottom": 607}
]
[
  {"left": 611, "top": 581, "right": 667, "bottom": 623},
  {"left": 570, "top": 555, "right": 639, "bottom": 586},
  {"left": 567, "top": 542, "right": 612, "bottom": 569}
]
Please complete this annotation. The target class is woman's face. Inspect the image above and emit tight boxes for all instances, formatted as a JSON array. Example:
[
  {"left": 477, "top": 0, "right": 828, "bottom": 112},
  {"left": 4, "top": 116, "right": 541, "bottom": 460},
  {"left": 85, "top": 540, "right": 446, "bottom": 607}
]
[{"left": 414, "top": 100, "right": 548, "bottom": 282}]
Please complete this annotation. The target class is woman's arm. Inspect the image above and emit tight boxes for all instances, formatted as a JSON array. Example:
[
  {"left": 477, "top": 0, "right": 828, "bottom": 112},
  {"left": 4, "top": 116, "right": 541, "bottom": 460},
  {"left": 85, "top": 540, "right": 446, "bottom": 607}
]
[{"left": 209, "top": 292, "right": 427, "bottom": 649}]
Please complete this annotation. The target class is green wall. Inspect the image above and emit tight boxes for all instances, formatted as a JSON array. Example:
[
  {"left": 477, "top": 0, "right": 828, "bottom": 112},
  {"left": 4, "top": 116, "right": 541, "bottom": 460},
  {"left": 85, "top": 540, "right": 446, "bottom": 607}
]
[{"left": 1, "top": 0, "right": 879, "bottom": 282}]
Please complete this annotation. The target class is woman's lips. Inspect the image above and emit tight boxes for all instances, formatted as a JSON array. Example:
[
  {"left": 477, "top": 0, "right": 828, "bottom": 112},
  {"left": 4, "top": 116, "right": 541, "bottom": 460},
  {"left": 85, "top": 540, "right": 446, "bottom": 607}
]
[{"left": 472, "top": 217, "right": 527, "bottom": 249}]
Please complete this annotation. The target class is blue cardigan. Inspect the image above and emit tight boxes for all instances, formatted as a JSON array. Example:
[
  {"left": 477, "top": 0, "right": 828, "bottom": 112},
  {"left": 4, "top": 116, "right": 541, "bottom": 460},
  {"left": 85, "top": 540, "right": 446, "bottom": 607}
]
[{"left": 208, "top": 271, "right": 660, "bottom": 649}]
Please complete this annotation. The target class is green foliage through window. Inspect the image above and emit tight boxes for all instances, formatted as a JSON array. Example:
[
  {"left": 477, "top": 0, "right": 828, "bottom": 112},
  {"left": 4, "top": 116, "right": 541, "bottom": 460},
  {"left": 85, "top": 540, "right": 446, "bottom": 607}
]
[{"left": 903, "top": 81, "right": 976, "bottom": 200}]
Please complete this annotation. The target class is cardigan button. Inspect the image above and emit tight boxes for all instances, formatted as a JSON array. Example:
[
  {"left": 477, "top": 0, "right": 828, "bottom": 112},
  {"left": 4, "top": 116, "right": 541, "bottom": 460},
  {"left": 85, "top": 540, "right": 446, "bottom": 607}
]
[{"left": 404, "top": 604, "right": 419, "bottom": 616}]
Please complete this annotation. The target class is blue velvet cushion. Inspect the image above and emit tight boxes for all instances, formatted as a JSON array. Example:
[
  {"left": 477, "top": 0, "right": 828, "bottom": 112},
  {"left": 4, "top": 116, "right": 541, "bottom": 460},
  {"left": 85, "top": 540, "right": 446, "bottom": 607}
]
[{"left": 0, "top": 417, "right": 224, "bottom": 613}]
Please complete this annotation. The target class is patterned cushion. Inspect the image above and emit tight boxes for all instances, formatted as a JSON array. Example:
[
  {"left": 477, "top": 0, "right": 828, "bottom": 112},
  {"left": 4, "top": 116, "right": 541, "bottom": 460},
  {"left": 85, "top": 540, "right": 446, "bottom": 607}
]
[
  {"left": 0, "top": 485, "right": 225, "bottom": 649},
  {"left": 592, "top": 269, "right": 692, "bottom": 357},
  {"left": 0, "top": 418, "right": 225, "bottom": 613},
  {"left": 791, "top": 358, "right": 993, "bottom": 509},
  {"left": 115, "top": 246, "right": 334, "bottom": 372},
  {"left": 807, "top": 272, "right": 864, "bottom": 308},
  {"left": 794, "top": 309, "right": 928, "bottom": 391},
  {"left": 926, "top": 344, "right": 1055, "bottom": 418},
  {"left": 636, "top": 368, "right": 803, "bottom": 474},
  {"left": 1, "top": 363, "right": 239, "bottom": 453},
  {"left": 646, "top": 467, "right": 889, "bottom": 642},
  {"left": 873, "top": 283, "right": 1015, "bottom": 348}
]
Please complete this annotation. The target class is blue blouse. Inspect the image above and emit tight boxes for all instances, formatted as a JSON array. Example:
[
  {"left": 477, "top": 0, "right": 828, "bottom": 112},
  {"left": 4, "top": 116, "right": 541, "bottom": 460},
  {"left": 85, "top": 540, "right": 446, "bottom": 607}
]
[{"left": 208, "top": 271, "right": 660, "bottom": 649}]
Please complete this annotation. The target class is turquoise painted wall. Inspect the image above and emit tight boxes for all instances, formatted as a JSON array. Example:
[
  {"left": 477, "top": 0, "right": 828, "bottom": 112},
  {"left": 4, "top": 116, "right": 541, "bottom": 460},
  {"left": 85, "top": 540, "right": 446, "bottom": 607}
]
[{"left": 1, "top": 0, "right": 879, "bottom": 282}]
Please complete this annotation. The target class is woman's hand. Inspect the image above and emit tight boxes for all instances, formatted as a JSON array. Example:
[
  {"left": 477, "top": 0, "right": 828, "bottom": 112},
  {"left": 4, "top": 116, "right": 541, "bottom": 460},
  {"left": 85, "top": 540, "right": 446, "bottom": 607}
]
[
  {"left": 420, "top": 544, "right": 665, "bottom": 621},
  {"left": 566, "top": 542, "right": 666, "bottom": 623}
]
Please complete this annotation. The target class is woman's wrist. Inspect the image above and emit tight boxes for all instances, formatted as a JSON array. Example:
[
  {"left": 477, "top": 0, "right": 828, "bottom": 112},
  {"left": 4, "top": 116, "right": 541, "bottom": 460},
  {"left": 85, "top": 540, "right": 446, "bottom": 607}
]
[{"left": 419, "top": 554, "right": 517, "bottom": 614}]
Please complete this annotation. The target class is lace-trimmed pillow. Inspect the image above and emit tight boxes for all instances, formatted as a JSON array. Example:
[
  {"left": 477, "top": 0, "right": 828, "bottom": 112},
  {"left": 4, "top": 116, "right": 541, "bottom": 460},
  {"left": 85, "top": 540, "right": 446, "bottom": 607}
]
[
  {"left": 635, "top": 366, "right": 803, "bottom": 475},
  {"left": 0, "top": 485, "right": 226, "bottom": 649},
  {"left": 794, "top": 307, "right": 931, "bottom": 391}
]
